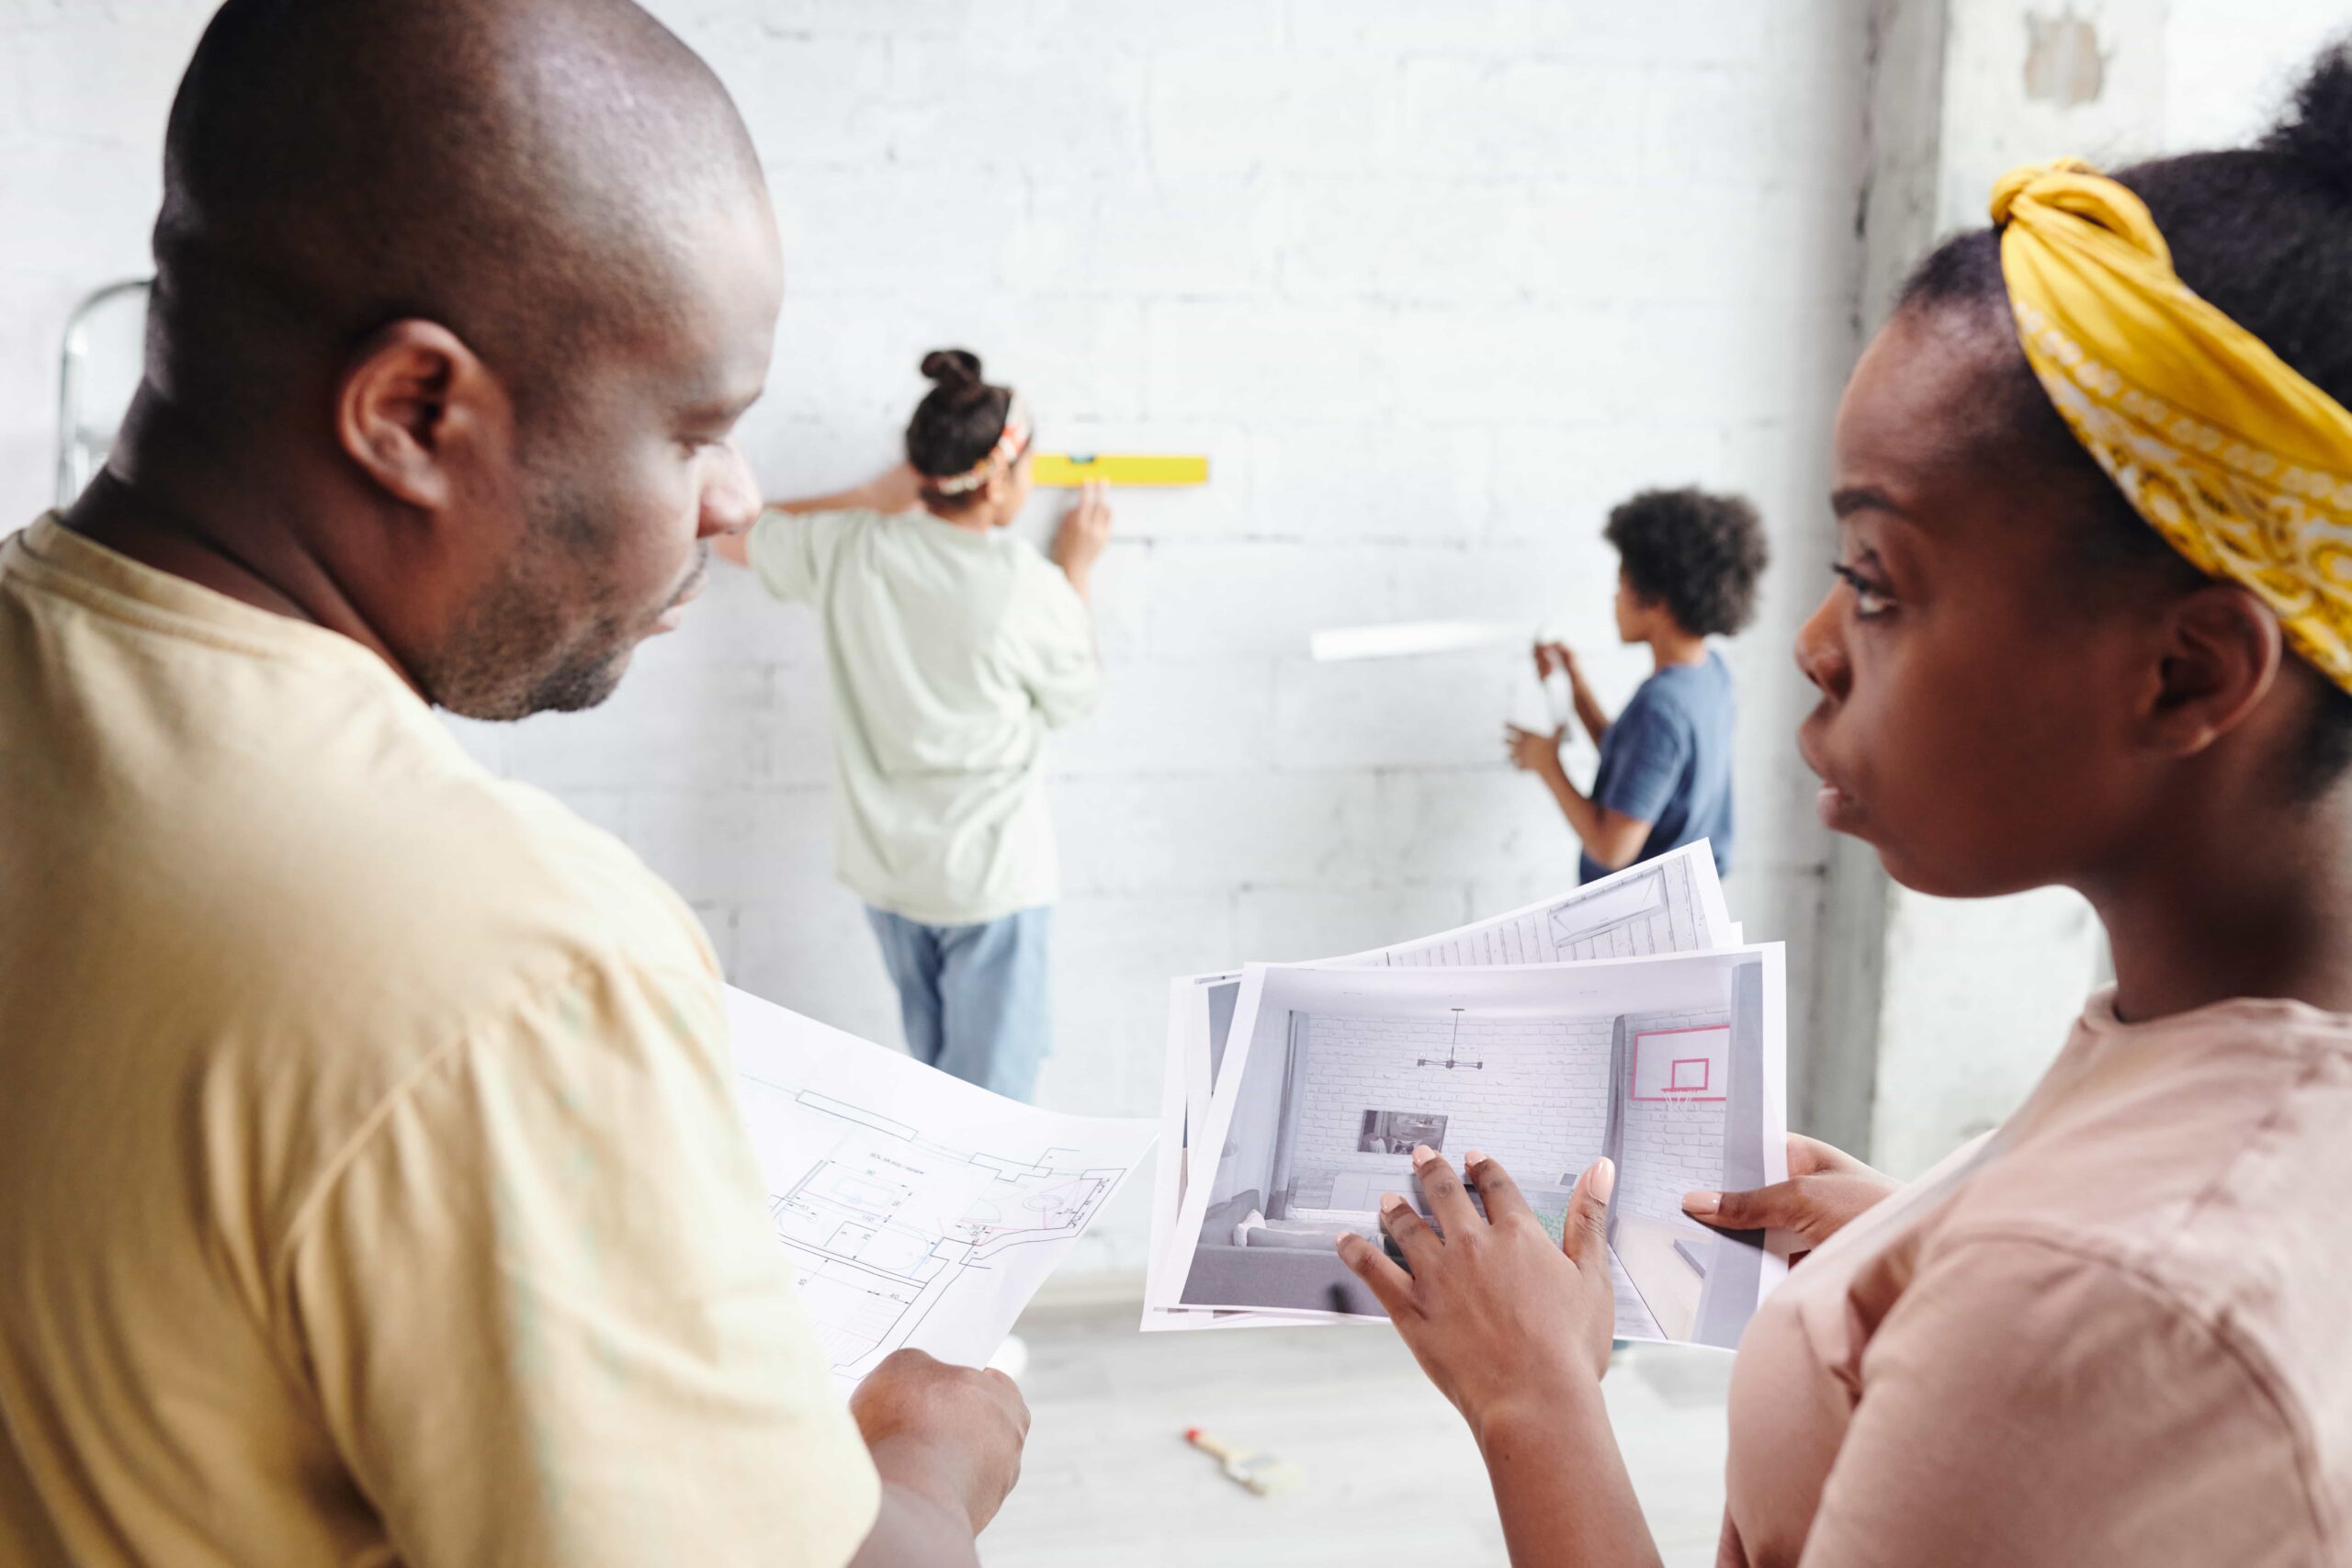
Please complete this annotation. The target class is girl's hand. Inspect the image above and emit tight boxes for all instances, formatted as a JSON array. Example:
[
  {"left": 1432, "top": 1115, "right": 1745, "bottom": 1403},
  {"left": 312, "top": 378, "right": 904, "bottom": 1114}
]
[
  {"left": 1338, "top": 1148, "right": 1617, "bottom": 1443},
  {"left": 1682, "top": 1133, "right": 1899, "bottom": 1258},
  {"left": 1504, "top": 722, "right": 1566, "bottom": 774},
  {"left": 1049, "top": 479, "right": 1113, "bottom": 584}
]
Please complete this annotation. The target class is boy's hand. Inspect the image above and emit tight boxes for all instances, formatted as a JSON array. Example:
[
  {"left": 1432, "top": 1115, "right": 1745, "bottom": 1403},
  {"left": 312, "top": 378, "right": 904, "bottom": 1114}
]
[
  {"left": 1049, "top": 479, "right": 1113, "bottom": 590},
  {"left": 1681, "top": 1134, "right": 1899, "bottom": 1257},
  {"left": 1504, "top": 722, "right": 1566, "bottom": 775},
  {"left": 1338, "top": 1149, "right": 1617, "bottom": 1443}
]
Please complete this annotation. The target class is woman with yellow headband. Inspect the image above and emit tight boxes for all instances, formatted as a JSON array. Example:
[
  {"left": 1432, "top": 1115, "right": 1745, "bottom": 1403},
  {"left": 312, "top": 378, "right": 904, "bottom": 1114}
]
[
  {"left": 1335, "top": 46, "right": 2352, "bottom": 1568},
  {"left": 716, "top": 349, "right": 1112, "bottom": 1102}
]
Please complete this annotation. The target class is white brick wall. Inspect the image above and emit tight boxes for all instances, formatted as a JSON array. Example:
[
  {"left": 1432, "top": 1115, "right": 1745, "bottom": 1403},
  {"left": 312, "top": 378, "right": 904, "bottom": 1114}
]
[
  {"left": 1617, "top": 1008, "right": 1729, "bottom": 1225},
  {"left": 2, "top": 0, "right": 1881, "bottom": 1270}
]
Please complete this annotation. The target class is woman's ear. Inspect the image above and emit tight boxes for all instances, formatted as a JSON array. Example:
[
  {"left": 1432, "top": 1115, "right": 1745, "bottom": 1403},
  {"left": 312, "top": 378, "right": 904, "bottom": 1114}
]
[
  {"left": 2145, "top": 581, "right": 2286, "bottom": 758},
  {"left": 978, "top": 463, "right": 1019, "bottom": 524},
  {"left": 334, "top": 319, "right": 511, "bottom": 512}
]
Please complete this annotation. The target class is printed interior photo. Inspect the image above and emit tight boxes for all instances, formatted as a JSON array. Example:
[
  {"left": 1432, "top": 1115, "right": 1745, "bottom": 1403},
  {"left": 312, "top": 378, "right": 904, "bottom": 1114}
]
[{"left": 1172, "top": 947, "right": 1784, "bottom": 1348}]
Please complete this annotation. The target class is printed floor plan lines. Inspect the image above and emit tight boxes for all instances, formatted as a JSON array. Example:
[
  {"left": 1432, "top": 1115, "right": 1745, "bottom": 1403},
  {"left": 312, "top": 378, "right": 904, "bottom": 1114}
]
[{"left": 724, "top": 987, "right": 1155, "bottom": 1393}]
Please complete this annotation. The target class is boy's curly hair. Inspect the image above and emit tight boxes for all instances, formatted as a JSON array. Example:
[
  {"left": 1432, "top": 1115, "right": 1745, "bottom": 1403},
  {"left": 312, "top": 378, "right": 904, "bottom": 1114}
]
[{"left": 1603, "top": 487, "right": 1769, "bottom": 637}]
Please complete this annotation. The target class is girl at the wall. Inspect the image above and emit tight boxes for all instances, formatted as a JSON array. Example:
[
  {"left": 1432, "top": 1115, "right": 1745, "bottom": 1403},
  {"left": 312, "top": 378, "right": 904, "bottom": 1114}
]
[
  {"left": 1341, "top": 45, "right": 2352, "bottom": 1567},
  {"left": 717, "top": 351, "right": 1111, "bottom": 1103}
]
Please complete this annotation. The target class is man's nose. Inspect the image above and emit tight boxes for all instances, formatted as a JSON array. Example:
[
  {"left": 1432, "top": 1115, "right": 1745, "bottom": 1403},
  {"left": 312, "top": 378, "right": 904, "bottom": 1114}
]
[{"left": 700, "top": 440, "right": 761, "bottom": 537}]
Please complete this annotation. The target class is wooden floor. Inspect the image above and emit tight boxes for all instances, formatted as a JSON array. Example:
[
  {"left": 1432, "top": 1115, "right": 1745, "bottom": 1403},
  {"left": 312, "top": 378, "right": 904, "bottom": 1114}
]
[{"left": 982, "top": 1297, "right": 1734, "bottom": 1567}]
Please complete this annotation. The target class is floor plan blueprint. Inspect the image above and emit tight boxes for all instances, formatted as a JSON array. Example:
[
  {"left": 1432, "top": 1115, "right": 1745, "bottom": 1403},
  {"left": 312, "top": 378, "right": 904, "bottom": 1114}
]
[{"left": 726, "top": 987, "right": 1156, "bottom": 1393}]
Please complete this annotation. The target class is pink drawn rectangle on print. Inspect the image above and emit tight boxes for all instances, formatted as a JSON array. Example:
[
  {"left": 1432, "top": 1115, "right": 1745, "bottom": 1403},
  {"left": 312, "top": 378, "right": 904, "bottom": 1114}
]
[{"left": 1629, "top": 1025, "right": 1730, "bottom": 1101}]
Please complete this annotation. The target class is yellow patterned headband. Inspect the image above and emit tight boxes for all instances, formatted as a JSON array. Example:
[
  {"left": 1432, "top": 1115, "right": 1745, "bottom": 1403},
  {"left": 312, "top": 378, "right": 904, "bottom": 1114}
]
[{"left": 1993, "top": 156, "right": 2352, "bottom": 693}]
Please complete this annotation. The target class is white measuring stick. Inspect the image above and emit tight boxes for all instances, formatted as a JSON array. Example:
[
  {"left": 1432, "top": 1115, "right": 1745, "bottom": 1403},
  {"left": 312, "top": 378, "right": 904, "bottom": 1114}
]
[{"left": 1307, "top": 619, "right": 1532, "bottom": 662}]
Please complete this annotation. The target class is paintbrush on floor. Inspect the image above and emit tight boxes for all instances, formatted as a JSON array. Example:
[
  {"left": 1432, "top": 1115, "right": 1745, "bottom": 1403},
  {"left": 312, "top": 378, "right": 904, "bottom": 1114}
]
[{"left": 1183, "top": 1427, "right": 1305, "bottom": 1498}]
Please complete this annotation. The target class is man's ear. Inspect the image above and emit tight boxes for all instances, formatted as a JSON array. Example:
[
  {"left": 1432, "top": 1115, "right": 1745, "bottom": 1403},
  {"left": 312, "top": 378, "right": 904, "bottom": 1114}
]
[
  {"left": 2146, "top": 581, "right": 2285, "bottom": 758},
  {"left": 334, "top": 320, "right": 510, "bottom": 511}
]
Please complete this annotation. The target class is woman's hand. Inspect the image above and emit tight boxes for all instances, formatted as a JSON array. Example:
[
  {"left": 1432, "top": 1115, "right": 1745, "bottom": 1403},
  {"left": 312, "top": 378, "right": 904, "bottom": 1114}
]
[
  {"left": 1681, "top": 1133, "right": 1899, "bottom": 1257},
  {"left": 1504, "top": 722, "right": 1566, "bottom": 776},
  {"left": 1338, "top": 1147, "right": 1617, "bottom": 1442}
]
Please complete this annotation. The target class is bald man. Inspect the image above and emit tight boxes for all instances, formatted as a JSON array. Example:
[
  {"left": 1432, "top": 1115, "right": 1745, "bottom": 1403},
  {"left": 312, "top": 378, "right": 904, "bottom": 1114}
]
[{"left": 0, "top": 3, "right": 1025, "bottom": 1564}]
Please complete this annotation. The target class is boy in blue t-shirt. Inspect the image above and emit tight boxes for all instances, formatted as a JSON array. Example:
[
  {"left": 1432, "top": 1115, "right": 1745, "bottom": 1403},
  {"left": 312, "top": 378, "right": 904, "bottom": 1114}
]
[{"left": 1506, "top": 487, "right": 1769, "bottom": 883}]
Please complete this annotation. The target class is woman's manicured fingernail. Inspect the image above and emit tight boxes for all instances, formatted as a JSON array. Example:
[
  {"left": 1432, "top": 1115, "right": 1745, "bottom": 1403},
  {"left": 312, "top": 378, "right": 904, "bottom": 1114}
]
[
  {"left": 1411, "top": 1144, "right": 1436, "bottom": 1166},
  {"left": 1682, "top": 1190, "right": 1719, "bottom": 1216},
  {"left": 1463, "top": 1148, "right": 1487, "bottom": 1167},
  {"left": 1380, "top": 1192, "right": 1408, "bottom": 1213},
  {"left": 1590, "top": 1157, "right": 1615, "bottom": 1202}
]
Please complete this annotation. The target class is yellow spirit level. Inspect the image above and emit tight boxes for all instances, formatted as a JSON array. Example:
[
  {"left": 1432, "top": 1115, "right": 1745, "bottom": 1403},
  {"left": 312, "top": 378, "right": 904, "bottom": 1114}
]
[{"left": 1031, "top": 453, "right": 1209, "bottom": 487}]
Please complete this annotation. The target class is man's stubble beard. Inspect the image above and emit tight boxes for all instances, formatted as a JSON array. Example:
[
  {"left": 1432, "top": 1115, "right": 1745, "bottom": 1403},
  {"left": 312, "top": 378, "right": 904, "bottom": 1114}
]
[{"left": 422, "top": 484, "right": 639, "bottom": 722}]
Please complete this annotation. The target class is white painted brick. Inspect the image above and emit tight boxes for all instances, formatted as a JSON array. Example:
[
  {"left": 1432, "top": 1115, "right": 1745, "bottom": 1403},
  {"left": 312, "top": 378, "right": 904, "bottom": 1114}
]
[
  {"left": 1010, "top": 177, "right": 1281, "bottom": 298},
  {"left": 1135, "top": 541, "right": 1400, "bottom": 661},
  {"left": 770, "top": 165, "right": 1028, "bottom": 296},
  {"left": 1285, "top": 0, "right": 1533, "bottom": 59},
  {"left": 1374, "top": 770, "right": 1581, "bottom": 887},
  {"left": 1147, "top": 57, "right": 1401, "bottom": 179},
  {"left": 1386, "top": 303, "right": 1636, "bottom": 424},
  {"left": 1051, "top": 658, "right": 1279, "bottom": 778},
  {"left": 1640, "top": 57, "right": 1868, "bottom": 189},
  {"left": 662, "top": 562, "right": 829, "bottom": 676},
  {"left": 655, "top": 0, "right": 1004, "bottom": 40},
  {"left": 1029, "top": 0, "right": 1287, "bottom": 55},
  {"left": 1146, "top": 299, "right": 1395, "bottom": 423},
  {"left": 1486, "top": 420, "right": 1734, "bottom": 550},
  {"left": 1055, "top": 772, "right": 1381, "bottom": 896},
  {"left": 1233, "top": 885, "right": 1473, "bottom": 964},
  {"left": 1247, "top": 421, "right": 1490, "bottom": 546},
  {"left": 1517, "top": 1, "right": 1779, "bottom": 66},
  {"left": 1273, "top": 654, "right": 1521, "bottom": 771},
  {"left": 626, "top": 784, "right": 836, "bottom": 907},
  {"left": 885, "top": 38, "right": 1148, "bottom": 175},
  {"left": 1603, "top": 300, "right": 1857, "bottom": 430},
  {"left": 499, "top": 655, "right": 789, "bottom": 791},
  {"left": 1277, "top": 177, "right": 1531, "bottom": 308},
  {"left": 1049, "top": 890, "right": 1238, "bottom": 1108},
  {"left": 695, "top": 28, "right": 896, "bottom": 171},
  {"left": 1399, "top": 59, "right": 1647, "bottom": 178},
  {"left": 730, "top": 886, "right": 902, "bottom": 1043}
]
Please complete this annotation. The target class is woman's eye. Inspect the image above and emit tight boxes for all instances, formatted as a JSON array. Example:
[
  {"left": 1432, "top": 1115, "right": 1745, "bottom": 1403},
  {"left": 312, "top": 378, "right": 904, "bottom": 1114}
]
[{"left": 1832, "top": 564, "right": 1893, "bottom": 619}]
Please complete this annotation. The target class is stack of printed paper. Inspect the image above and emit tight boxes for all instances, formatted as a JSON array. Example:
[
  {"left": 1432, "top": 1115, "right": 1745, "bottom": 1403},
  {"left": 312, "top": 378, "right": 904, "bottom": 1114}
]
[{"left": 1142, "top": 842, "right": 1788, "bottom": 1348}]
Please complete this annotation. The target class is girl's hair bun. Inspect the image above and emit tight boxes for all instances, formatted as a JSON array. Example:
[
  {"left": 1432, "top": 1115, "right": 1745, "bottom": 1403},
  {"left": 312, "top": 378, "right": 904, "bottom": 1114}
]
[{"left": 920, "top": 347, "right": 984, "bottom": 388}]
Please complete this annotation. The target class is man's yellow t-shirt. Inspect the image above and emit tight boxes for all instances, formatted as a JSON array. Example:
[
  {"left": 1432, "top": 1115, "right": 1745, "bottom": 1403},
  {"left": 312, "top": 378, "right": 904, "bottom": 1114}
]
[{"left": 0, "top": 518, "right": 880, "bottom": 1565}]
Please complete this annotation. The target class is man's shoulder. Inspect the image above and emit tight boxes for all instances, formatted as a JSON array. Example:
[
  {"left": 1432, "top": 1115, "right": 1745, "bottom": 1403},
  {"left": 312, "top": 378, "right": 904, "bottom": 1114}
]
[
  {"left": 139, "top": 690, "right": 716, "bottom": 1056},
  {"left": 309, "top": 745, "right": 710, "bottom": 998}
]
